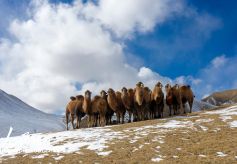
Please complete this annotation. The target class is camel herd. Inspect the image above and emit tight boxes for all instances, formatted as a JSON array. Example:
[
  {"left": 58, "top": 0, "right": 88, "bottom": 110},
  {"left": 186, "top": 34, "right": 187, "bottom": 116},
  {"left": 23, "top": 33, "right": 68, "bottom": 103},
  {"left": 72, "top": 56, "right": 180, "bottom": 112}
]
[{"left": 65, "top": 82, "right": 194, "bottom": 130}]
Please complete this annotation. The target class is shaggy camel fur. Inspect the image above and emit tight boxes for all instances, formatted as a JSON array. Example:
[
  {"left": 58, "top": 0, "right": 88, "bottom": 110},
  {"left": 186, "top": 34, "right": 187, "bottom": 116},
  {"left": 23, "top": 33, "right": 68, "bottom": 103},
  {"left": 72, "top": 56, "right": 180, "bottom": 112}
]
[
  {"left": 151, "top": 82, "right": 164, "bottom": 118},
  {"left": 143, "top": 86, "right": 152, "bottom": 119},
  {"left": 121, "top": 87, "right": 134, "bottom": 122},
  {"left": 165, "top": 84, "right": 177, "bottom": 116},
  {"left": 134, "top": 82, "right": 146, "bottom": 121},
  {"left": 91, "top": 95, "right": 107, "bottom": 126},
  {"left": 82, "top": 90, "right": 96, "bottom": 127},
  {"left": 100, "top": 90, "right": 114, "bottom": 125},
  {"left": 65, "top": 95, "right": 85, "bottom": 130},
  {"left": 107, "top": 88, "right": 126, "bottom": 124}
]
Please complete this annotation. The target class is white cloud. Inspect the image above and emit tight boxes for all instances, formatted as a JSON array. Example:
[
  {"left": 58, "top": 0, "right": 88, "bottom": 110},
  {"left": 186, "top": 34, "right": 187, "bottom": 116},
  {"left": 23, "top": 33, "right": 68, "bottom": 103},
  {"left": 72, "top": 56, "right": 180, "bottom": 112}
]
[
  {"left": 82, "top": 0, "right": 185, "bottom": 38},
  {"left": 0, "top": 0, "right": 180, "bottom": 113},
  {"left": 211, "top": 54, "right": 227, "bottom": 68}
]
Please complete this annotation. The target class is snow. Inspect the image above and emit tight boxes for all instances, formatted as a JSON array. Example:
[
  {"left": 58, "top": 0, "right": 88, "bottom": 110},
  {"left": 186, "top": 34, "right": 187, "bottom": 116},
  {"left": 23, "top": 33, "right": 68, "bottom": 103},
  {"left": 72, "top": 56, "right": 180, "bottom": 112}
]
[
  {"left": 53, "top": 155, "right": 64, "bottom": 160},
  {"left": 151, "top": 157, "right": 163, "bottom": 162},
  {"left": 216, "top": 152, "right": 227, "bottom": 157},
  {"left": 229, "top": 121, "right": 237, "bottom": 128},
  {"left": 199, "top": 125, "right": 208, "bottom": 131},
  {"left": 0, "top": 127, "right": 125, "bottom": 157},
  {"left": 31, "top": 154, "right": 48, "bottom": 159},
  {"left": 199, "top": 154, "right": 206, "bottom": 157},
  {"left": 220, "top": 116, "right": 232, "bottom": 122},
  {"left": 97, "top": 151, "right": 112, "bottom": 156},
  {"left": 0, "top": 89, "right": 65, "bottom": 137}
]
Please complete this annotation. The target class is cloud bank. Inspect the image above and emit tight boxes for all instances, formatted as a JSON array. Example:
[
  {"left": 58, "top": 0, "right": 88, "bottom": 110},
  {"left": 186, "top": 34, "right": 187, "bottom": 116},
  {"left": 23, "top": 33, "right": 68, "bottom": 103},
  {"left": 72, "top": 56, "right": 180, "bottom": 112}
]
[
  {"left": 0, "top": 0, "right": 231, "bottom": 113},
  {"left": 0, "top": 0, "right": 184, "bottom": 113}
]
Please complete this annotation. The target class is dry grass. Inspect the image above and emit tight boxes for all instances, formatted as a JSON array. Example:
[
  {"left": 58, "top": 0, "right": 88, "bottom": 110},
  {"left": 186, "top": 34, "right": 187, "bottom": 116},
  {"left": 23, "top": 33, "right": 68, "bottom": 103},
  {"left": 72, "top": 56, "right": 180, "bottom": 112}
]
[{"left": 1, "top": 107, "right": 237, "bottom": 164}]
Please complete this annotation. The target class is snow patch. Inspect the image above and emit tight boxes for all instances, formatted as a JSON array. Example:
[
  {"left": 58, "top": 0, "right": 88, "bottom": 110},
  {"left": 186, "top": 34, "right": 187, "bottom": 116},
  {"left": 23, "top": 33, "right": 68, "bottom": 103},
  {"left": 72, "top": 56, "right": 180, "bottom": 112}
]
[
  {"left": 216, "top": 152, "right": 227, "bottom": 157},
  {"left": 31, "top": 154, "right": 48, "bottom": 159},
  {"left": 151, "top": 157, "right": 163, "bottom": 162},
  {"left": 229, "top": 121, "right": 237, "bottom": 128},
  {"left": 199, "top": 154, "right": 206, "bottom": 157},
  {"left": 220, "top": 116, "right": 232, "bottom": 122},
  {"left": 97, "top": 151, "right": 112, "bottom": 156},
  {"left": 0, "top": 127, "right": 125, "bottom": 157},
  {"left": 53, "top": 155, "right": 64, "bottom": 160}
]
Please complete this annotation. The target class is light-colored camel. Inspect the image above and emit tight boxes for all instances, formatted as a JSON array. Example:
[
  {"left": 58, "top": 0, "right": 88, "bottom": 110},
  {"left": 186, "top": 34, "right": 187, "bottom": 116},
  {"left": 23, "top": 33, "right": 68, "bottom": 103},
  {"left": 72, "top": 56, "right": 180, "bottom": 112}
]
[{"left": 151, "top": 82, "right": 164, "bottom": 118}]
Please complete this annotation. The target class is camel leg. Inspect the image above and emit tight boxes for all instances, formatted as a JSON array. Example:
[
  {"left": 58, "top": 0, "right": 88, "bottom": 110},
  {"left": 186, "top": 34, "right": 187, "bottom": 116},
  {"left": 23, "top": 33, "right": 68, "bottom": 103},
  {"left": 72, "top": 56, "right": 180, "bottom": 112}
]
[
  {"left": 66, "top": 111, "right": 69, "bottom": 130},
  {"left": 122, "top": 112, "right": 125, "bottom": 124},
  {"left": 76, "top": 114, "right": 79, "bottom": 129},
  {"left": 88, "top": 115, "right": 91, "bottom": 128},
  {"left": 128, "top": 111, "right": 132, "bottom": 123},
  {"left": 183, "top": 104, "right": 186, "bottom": 114},
  {"left": 189, "top": 100, "right": 193, "bottom": 113},
  {"left": 70, "top": 114, "right": 75, "bottom": 129},
  {"left": 169, "top": 106, "right": 172, "bottom": 116}
]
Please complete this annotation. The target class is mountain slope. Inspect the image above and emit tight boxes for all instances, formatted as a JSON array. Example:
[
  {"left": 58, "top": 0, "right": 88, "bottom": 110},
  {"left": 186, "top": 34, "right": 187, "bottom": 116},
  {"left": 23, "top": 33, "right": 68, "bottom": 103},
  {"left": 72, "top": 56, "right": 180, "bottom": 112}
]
[
  {"left": 0, "top": 89, "right": 65, "bottom": 138},
  {"left": 202, "top": 89, "right": 237, "bottom": 106},
  {"left": 0, "top": 105, "right": 236, "bottom": 163}
]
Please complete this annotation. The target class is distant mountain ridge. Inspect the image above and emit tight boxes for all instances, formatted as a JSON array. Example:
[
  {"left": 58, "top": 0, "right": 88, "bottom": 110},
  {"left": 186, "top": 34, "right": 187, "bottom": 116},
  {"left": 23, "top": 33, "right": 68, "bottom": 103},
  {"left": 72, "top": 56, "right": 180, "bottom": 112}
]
[
  {"left": 202, "top": 89, "right": 237, "bottom": 106},
  {"left": 0, "top": 89, "right": 65, "bottom": 138}
]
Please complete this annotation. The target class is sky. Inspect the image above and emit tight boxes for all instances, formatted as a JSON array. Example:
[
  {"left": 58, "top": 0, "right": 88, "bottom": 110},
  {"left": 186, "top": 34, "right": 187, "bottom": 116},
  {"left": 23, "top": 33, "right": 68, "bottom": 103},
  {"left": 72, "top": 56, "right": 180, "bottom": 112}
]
[{"left": 0, "top": 0, "right": 236, "bottom": 114}]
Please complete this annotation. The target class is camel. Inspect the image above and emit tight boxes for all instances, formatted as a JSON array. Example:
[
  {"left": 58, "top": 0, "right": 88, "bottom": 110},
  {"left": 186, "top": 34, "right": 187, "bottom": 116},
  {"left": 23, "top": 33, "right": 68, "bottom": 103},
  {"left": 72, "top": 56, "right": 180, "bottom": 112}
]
[
  {"left": 143, "top": 86, "right": 152, "bottom": 119},
  {"left": 151, "top": 82, "right": 164, "bottom": 118},
  {"left": 82, "top": 90, "right": 95, "bottom": 128},
  {"left": 165, "top": 84, "right": 177, "bottom": 116},
  {"left": 65, "top": 95, "right": 85, "bottom": 130},
  {"left": 121, "top": 87, "right": 134, "bottom": 123},
  {"left": 177, "top": 85, "right": 194, "bottom": 114},
  {"left": 100, "top": 90, "right": 114, "bottom": 125},
  {"left": 134, "top": 82, "right": 146, "bottom": 121},
  {"left": 91, "top": 95, "right": 107, "bottom": 126},
  {"left": 107, "top": 88, "right": 126, "bottom": 124}
]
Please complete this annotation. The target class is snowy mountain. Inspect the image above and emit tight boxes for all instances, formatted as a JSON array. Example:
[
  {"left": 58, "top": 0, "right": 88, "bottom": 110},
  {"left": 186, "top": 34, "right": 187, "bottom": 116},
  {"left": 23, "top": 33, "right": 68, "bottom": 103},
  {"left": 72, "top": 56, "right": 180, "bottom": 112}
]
[
  {"left": 0, "top": 89, "right": 65, "bottom": 138},
  {"left": 202, "top": 89, "right": 237, "bottom": 106}
]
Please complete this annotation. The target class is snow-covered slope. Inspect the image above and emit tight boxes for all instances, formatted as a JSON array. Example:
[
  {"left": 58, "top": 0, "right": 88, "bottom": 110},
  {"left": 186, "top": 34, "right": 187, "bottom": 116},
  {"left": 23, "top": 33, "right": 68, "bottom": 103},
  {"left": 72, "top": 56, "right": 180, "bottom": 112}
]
[{"left": 0, "top": 89, "right": 65, "bottom": 138}]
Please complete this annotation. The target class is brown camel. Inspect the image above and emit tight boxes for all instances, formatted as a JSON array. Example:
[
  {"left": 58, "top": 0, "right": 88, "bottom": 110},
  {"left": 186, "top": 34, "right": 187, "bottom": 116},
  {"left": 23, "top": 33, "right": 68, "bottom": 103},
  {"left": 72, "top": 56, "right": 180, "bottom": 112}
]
[
  {"left": 107, "top": 88, "right": 125, "bottom": 124},
  {"left": 151, "top": 82, "right": 164, "bottom": 118},
  {"left": 178, "top": 85, "right": 194, "bottom": 113},
  {"left": 100, "top": 90, "right": 114, "bottom": 125},
  {"left": 65, "top": 95, "right": 85, "bottom": 130},
  {"left": 82, "top": 90, "right": 95, "bottom": 128},
  {"left": 121, "top": 87, "right": 134, "bottom": 123},
  {"left": 134, "top": 82, "right": 146, "bottom": 121},
  {"left": 91, "top": 95, "right": 107, "bottom": 126},
  {"left": 143, "top": 86, "right": 152, "bottom": 119},
  {"left": 165, "top": 84, "right": 176, "bottom": 116}
]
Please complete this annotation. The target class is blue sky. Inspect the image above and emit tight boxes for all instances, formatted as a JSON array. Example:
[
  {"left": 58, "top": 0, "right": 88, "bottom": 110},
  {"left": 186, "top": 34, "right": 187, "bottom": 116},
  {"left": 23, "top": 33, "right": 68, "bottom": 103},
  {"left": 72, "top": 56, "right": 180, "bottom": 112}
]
[{"left": 0, "top": 0, "right": 236, "bottom": 113}]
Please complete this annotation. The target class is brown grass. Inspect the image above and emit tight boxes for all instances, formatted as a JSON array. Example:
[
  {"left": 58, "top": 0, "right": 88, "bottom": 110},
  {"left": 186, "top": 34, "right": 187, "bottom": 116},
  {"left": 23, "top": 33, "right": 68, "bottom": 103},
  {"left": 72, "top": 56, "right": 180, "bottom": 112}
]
[{"left": 2, "top": 107, "right": 237, "bottom": 164}]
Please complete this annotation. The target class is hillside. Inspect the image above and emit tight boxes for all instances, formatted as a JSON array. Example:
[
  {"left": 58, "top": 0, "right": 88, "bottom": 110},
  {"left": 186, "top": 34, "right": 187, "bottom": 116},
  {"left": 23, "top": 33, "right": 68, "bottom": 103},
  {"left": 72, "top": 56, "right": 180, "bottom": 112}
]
[
  {"left": 0, "top": 105, "right": 237, "bottom": 163},
  {"left": 0, "top": 89, "right": 65, "bottom": 137},
  {"left": 202, "top": 89, "right": 237, "bottom": 106}
]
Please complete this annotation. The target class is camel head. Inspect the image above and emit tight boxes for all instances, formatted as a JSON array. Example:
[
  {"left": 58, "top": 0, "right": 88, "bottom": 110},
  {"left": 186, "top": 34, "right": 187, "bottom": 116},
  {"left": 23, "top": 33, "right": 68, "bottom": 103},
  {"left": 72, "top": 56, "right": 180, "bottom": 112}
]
[
  {"left": 84, "top": 90, "right": 91, "bottom": 99},
  {"left": 136, "top": 81, "right": 144, "bottom": 87},
  {"left": 100, "top": 90, "right": 107, "bottom": 99},
  {"left": 121, "top": 87, "right": 128, "bottom": 95},
  {"left": 165, "top": 84, "right": 172, "bottom": 97},
  {"left": 70, "top": 96, "right": 76, "bottom": 101},
  {"left": 156, "top": 82, "right": 163, "bottom": 88},
  {"left": 107, "top": 88, "right": 115, "bottom": 96}
]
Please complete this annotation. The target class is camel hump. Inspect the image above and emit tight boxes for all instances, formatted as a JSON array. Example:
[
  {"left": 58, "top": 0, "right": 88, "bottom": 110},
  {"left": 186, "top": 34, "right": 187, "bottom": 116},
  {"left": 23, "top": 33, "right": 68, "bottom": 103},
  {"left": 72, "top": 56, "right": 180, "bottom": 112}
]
[
  {"left": 94, "top": 95, "right": 101, "bottom": 101},
  {"left": 70, "top": 96, "right": 76, "bottom": 101},
  {"left": 76, "top": 95, "right": 84, "bottom": 101}
]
